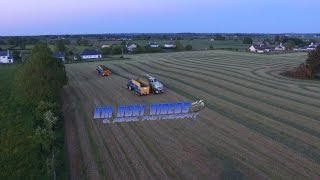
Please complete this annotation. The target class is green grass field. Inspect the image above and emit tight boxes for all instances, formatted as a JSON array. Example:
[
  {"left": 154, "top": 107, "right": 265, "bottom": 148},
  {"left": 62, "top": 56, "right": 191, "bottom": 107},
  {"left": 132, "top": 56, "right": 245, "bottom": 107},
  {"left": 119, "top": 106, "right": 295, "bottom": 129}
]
[{"left": 63, "top": 50, "right": 320, "bottom": 179}]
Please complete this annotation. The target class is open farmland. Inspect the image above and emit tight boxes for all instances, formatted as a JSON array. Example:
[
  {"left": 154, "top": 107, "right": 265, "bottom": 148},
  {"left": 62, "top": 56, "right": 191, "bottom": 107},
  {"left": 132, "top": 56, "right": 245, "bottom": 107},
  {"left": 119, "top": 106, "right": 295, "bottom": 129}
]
[{"left": 63, "top": 50, "right": 320, "bottom": 179}]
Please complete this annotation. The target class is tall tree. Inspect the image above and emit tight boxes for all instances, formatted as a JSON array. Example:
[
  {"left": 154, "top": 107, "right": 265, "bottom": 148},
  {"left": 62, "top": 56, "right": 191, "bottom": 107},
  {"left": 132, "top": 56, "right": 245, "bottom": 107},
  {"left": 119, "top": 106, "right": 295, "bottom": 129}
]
[
  {"left": 243, "top": 37, "right": 253, "bottom": 44},
  {"left": 174, "top": 40, "right": 184, "bottom": 51},
  {"left": 54, "top": 40, "right": 67, "bottom": 53},
  {"left": 285, "top": 40, "right": 296, "bottom": 50},
  {"left": 12, "top": 43, "right": 66, "bottom": 107},
  {"left": 306, "top": 46, "right": 320, "bottom": 76}
]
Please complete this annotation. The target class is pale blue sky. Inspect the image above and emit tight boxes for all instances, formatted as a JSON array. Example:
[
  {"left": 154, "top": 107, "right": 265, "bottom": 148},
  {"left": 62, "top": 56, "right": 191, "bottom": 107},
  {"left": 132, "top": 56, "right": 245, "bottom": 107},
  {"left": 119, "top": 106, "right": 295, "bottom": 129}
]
[{"left": 0, "top": 0, "right": 319, "bottom": 35}]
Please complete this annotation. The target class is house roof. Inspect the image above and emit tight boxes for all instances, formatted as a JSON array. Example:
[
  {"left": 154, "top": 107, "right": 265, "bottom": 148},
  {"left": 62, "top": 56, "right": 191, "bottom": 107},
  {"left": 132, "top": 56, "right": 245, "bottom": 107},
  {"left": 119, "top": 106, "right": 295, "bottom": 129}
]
[
  {"left": 0, "top": 50, "right": 13, "bottom": 59},
  {"left": 149, "top": 42, "right": 158, "bottom": 45},
  {"left": 252, "top": 44, "right": 270, "bottom": 50},
  {"left": 0, "top": 50, "right": 8, "bottom": 56},
  {"left": 53, "top": 51, "right": 65, "bottom": 58},
  {"left": 127, "top": 44, "right": 137, "bottom": 49},
  {"left": 80, "top": 49, "right": 100, "bottom": 56},
  {"left": 165, "top": 42, "right": 174, "bottom": 45}
]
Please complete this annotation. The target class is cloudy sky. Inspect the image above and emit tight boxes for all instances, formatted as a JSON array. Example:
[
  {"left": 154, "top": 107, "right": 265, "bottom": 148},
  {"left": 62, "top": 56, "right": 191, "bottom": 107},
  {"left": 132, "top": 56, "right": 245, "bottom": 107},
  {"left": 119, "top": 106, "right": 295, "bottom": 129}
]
[{"left": 1, "top": 0, "right": 319, "bottom": 35}]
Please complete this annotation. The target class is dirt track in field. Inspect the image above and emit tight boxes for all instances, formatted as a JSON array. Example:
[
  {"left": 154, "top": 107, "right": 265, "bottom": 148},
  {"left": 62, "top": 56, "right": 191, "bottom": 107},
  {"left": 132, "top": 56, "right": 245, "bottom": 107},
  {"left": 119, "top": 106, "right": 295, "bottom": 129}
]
[{"left": 63, "top": 50, "right": 320, "bottom": 179}]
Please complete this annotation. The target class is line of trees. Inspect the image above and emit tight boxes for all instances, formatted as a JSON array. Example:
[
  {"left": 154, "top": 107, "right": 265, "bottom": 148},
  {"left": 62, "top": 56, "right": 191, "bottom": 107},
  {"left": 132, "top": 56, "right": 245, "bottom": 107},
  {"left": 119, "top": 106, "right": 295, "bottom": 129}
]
[
  {"left": 7, "top": 43, "right": 67, "bottom": 177},
  {"left": 99, "top": 40, "right": 193, "bottom": 55}
]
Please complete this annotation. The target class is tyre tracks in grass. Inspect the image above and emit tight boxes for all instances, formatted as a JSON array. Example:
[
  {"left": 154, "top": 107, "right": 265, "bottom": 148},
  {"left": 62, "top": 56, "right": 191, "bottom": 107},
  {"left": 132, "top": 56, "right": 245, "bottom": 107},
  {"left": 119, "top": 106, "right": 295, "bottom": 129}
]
[
  {"left": 73, "top": 65, "right": 162, "bottom": 179},
  {"left": 123, "top": 62, "right": 320, "bottom": 167},
  {"left": 80, "top": 80, "right": 136, "bottom": 179},
  {"left": 149, "top": 60, "right": 320, "bottom": 118},
  {"left": 157, "top": 58, "right": 320, "bottom": 97},
  {"left": 165, "top": 56, "right": 301, "bottom": 69},
  {"left": 139, "top": 61, "right": 320, "bottom": 130},
  {"left": 114, "top": 64, "right": 251, "bottom": 179},
  {"left": 113, "top": 65, "right": 234, "bottom": 179},
  {"left": 109, "top": 68, "right": 197, "bottom": 179},
  {"left": 86, "top": 74, "right": 174, "bottom": 179},
  {"left": 62, "top": 87, "right": 87, "bottom": 179},
  {"left": 252, "top": 67, "right": 320, "bottom": 88},
  {"left": 141, "top": 60, "right": 320, "bottom": 128},
  {"left": 79, "top": 69, "right": 168, "bottom": 179},
  {"left": 68, "top": 66, "right": 139, "bottom": 179},
  {"left": 66, "top": 67, "right": 106, "bottom": 179},
  {"left": 111, "top": 63, "right": 318, "bottom": 179}
]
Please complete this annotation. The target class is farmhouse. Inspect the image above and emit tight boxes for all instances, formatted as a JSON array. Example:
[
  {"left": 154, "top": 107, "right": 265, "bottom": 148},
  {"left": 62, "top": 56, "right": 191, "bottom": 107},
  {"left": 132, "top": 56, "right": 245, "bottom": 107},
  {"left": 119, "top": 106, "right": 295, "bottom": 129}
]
[
  {"left": 307, "top": 42, "right": 319, "bottom": 51},
  {"left": 148, "top": 42, "right": 159, "bottom": 48},
  {"left": 275, "top": 43, "right": 286, "bottom": 51},
  {"left": 164, "top": 42, "right": 176, "bottom": 48},
  {"left": 294, "top": 42, "right": 320, "bottom": 52},
  {"left": 80, "top": 49, "right": 102, "bottom": 60},
  {"left": 53, "top": 51, "right": 66, "bottom": 62},
  {"left": 127, "top": 44, "right": 137, "bottom": 52},
  {"left": 249, "top": 44, "right": 270, "bottom": 53},
  {"left": 0, "top": 50, "right": 14, "bottom": 63}
]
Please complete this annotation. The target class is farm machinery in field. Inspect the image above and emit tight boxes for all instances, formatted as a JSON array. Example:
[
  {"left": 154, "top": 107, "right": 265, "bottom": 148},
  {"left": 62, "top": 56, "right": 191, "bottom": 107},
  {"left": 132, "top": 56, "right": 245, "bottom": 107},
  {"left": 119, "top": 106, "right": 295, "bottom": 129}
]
[
  {"left": 96, "top": 65, "right": 110, "bottom": 76},
  {"left": 127, "top": 74, "right": 164, "bottom": 96}
]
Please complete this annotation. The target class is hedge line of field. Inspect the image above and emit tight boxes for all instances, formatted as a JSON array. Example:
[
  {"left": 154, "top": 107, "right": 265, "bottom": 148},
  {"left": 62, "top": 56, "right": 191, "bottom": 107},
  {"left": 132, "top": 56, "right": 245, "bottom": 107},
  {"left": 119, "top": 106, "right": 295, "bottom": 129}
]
[{"left": 0, "top": 44, "right": 67, "bottom": 178}]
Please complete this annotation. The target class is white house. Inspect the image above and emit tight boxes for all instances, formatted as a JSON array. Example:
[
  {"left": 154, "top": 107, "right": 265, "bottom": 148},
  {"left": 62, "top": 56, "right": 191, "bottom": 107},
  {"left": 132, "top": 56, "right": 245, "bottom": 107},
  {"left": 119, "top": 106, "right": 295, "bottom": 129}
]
[
  {"left": 0, "top": 50, "right": 14, "bottom": 63},
  {"left": 275, "top": 43, "right": 286, "bottom": 51},
  {"left": 148, "top": 42, "right": 159, "bottom": 48},
  {"left": 127, "top": 44, "right": 137, "bottom": 52},
  {"left": 164, "top": 42, "right": 176, "bottom": 48},
  {"left": 80, "top": 49, "right": 102, "bottom": 60},
  {"left": 306, "top": 42, "right": 319, "bottom": 51},
  {"left": 249, "top": 44, "right": 270, "bottom": 53}
]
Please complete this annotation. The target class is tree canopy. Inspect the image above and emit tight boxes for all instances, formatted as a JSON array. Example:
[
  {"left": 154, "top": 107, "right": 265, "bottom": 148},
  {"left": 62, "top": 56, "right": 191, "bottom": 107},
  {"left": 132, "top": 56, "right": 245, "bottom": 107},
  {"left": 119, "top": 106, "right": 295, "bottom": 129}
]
[
  {"left": 243, "top": 37, "right": 253, "bottom": 44},
  {"left": 306, "top": 46, "right": 320, "bottom": 76},
  {"left": 12, "top": 43, "right": 66, "bottom": 107}
]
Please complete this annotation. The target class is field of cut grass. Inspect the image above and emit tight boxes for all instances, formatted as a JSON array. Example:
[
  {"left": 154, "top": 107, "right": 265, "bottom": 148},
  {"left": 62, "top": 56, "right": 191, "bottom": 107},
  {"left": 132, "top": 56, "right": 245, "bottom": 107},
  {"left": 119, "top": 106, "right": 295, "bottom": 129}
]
[{"left": 63, "top": 50, "right": 320, "bottom": 179}]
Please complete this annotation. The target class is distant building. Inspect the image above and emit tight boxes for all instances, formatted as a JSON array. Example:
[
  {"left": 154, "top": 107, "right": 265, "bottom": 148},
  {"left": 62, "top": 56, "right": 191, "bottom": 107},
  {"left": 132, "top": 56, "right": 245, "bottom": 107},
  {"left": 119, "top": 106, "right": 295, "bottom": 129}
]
[
  {"left": 148, "top": 42, "right": 159, "bottom": 48},
  {"left": 101, "top": 44, "right": 111, "bottom": 48},
  {"left": 275, "top": 43, "right": 286, "bottom": 51},
  {"left": 307, "top": 42, "right": 319, "bottom": 51},
  {"left": 294, "top": 42, "right": 320, "bottom": 52},
  {"left": 127, "top": 44, "right": 137, "bottom": 52},
  {"left": 0, "top": 50, "right": 14, "bottom": 63},
  {"left": 249, "top": 44, "right": 270, "bottom": 53},
  {"left": 164, "top": 42, "right": 176, "bottom": 48},
  {"left": 80, "top": 49, "right": 102, "bottom": 60},
  {"left": 53, "top": 51, "right": 66, "bottom": 62}
]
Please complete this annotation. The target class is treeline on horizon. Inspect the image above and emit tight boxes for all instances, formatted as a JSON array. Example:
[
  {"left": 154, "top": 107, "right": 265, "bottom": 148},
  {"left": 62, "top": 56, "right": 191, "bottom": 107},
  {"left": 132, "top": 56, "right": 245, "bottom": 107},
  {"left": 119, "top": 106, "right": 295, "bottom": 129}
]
[{"left": 1, "top": 32, "right": 319, "bottom": 42}]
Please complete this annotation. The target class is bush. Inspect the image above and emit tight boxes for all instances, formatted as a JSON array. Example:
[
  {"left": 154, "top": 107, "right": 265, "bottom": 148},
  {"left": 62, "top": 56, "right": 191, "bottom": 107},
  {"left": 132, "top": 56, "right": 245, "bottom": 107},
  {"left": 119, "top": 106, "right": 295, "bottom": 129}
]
[
  {"left": 284, "top": 46, "right": 320, "bottom": 79},
  {"left": 100, "top": 47, "right": 111, "bottom": 55},
  {"left": 243, "top": 37, "right": 253, "bottom": 44},
  {"left": 281, "top": 63, "right": 313, "bottom": 79},
  {"left": 185, "top": 44, "right": 192, "bottom": 51},
  {"left": 306, "top": 46, "right": 320, "bottom": 75}
]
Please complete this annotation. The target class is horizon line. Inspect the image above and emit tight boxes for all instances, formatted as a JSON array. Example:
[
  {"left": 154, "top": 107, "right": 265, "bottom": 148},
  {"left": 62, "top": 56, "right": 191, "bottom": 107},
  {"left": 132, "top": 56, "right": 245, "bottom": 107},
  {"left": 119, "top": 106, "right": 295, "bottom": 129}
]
[{"left": 1, "top": 32, "right": 320, "bottom": 37}]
